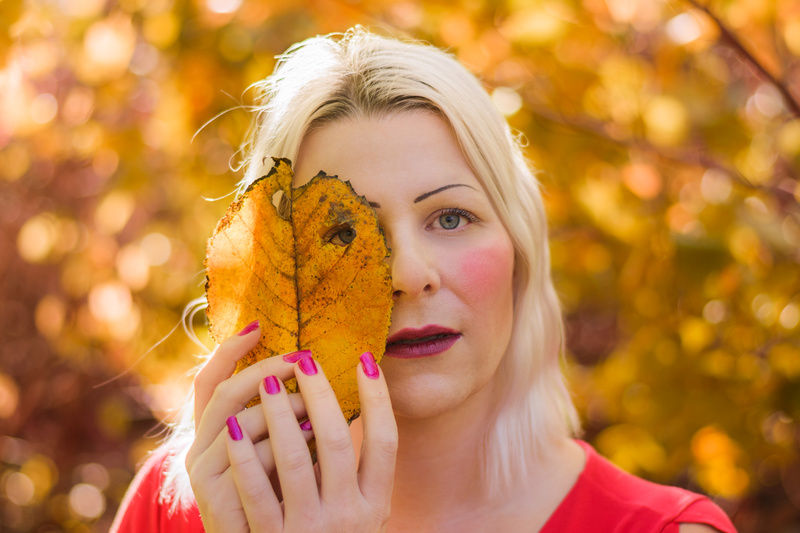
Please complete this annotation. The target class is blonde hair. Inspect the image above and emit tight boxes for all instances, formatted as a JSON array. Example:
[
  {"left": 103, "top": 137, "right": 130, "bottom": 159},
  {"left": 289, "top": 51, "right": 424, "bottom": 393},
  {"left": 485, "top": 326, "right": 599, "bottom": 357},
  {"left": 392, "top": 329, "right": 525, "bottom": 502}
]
[{"left": 162, "top": 26, "right": 579, "bottom": 509}]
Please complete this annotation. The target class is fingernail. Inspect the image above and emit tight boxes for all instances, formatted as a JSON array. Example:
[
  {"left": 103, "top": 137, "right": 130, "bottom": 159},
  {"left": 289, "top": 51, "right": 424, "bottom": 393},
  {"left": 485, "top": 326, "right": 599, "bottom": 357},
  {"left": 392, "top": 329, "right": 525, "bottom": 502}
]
[
  {"left": 360, "top": 351, "right": 379, "bottom": 379},
  {"left": 282, "top": 349, "right": 312, "bottom": 363},
  {"left": 237, "top": 320, "right": 259, "bottom": 336},
  {"left": 226, "top": 416, "right": 243, "bottom": 441},
  {"left": 299, "top": 419, "right": 312, "bottom": 431},
  {"left": 264, "top": 375, "right": 280, "bottom": 395},
  {"left": 297, "top": 356, "right": 317, "bottom": 376}
]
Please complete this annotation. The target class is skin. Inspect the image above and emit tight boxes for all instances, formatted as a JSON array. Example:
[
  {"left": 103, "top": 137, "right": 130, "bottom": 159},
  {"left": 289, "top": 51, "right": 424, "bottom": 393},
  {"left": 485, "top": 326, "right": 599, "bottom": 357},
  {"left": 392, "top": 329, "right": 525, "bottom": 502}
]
[
  {"left": 295, "top": 112, "right": 517, "bottom": 422},
  {"left": 186, "top": 111, "right": 723, "bottom": 533}
]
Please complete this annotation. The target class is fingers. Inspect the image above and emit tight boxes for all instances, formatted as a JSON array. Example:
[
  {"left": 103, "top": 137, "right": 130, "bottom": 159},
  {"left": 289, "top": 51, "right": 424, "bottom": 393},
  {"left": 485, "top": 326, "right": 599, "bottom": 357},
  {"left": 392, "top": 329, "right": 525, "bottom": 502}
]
[
  {"left": 259, "top": 373, "right": 321, "bottom": 519},
  {"left": 193, "top": 348, "right": 310, "bottom": 456},
  {"left": 355, "top": 352, "right": 397, "bottom": 506},
  {"left": 194, "top": 320, "right": 262, "bottom": 425},
  {"left": 226, "top": 415, "right": 283, "bottom": 528},
  {"left": 193, "top": 393, "right": 310, "bottom": 480},
  {"left": 292, "top": 357, "right": 360, "bottom": 503}
]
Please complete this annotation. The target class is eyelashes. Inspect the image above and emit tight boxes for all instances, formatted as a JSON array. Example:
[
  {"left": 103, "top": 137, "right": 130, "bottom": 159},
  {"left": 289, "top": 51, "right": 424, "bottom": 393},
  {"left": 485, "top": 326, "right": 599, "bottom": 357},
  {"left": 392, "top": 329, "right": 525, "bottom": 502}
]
[
  {"left": 323, "top": 223, "right": 357, "bottom": 246},
  {"left": 432, "top": 208, "right": 480, "bottom": 230}
]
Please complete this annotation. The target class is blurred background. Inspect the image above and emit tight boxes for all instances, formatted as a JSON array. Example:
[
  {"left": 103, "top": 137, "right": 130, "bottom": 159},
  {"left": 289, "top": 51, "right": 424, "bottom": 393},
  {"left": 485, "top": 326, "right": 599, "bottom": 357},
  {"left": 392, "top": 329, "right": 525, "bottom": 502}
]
[{"left": 1, "top": 0, "right": 799, "bottom": 530}]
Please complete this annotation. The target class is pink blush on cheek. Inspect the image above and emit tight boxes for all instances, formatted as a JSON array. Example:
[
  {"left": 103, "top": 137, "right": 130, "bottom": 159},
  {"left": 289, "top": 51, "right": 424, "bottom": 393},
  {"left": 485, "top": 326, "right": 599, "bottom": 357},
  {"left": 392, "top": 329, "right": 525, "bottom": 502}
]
[{"left": 452, "top": 241, "right": 515, "bottom": 305}]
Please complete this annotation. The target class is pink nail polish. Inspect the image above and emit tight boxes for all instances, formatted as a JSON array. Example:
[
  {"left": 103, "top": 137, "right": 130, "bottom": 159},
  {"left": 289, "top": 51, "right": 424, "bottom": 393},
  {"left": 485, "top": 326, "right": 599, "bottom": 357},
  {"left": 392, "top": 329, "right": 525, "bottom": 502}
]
[
  {"left": 227, "top": 416, "right": 243, "bottom": 441},
  {"left": 282, "top": 349, "right": 312, "bottom": 363},
  {"left": 360, "top": 352, "right": 379, "bottom": 379},
  {"left": 237, "top": 320, "right": 259, "bottom": 336},
  {"left": 300, "top": 419, "right": 312, "bottom": 431},
  {"left": 264, "top": 375, "right": 280, "bottom": 395},
  {"left": 297, "top": 356, "right": 317, "bottom": 376}
]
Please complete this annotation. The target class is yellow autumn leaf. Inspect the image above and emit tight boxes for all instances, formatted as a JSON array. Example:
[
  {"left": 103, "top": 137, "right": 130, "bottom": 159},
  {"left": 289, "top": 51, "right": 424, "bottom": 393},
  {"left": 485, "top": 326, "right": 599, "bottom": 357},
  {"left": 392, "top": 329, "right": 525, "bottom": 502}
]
[{"left": 205, "top": 158, "right": 393, "bottom": 422}]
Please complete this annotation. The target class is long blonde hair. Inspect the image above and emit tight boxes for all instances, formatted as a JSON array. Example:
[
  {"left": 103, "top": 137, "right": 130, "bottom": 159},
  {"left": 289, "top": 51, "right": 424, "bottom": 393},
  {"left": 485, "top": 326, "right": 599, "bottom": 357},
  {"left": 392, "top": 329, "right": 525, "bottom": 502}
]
[{"left": 162, "top": 26, "right": 579, "bottom": 509}]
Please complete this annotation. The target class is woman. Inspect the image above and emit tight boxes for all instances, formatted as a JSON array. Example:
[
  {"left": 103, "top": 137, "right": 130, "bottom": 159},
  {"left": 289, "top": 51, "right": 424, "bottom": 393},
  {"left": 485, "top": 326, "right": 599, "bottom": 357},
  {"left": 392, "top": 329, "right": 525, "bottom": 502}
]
[{"left": 112, "top": 28, "right": 736, "bottom": 532}]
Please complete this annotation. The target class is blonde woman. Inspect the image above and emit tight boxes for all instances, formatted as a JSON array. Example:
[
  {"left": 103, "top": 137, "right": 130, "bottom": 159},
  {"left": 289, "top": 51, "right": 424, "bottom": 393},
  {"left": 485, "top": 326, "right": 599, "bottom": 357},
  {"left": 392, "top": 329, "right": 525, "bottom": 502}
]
[{"left": 112, "top": 29, "right": 736, "bottom": 533}]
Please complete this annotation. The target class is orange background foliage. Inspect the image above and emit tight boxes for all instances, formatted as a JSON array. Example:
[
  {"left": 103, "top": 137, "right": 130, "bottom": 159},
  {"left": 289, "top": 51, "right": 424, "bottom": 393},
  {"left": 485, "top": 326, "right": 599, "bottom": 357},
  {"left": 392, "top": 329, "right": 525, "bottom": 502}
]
[{"left": 0, "top": 0, "right": 798, "bottom": 530}]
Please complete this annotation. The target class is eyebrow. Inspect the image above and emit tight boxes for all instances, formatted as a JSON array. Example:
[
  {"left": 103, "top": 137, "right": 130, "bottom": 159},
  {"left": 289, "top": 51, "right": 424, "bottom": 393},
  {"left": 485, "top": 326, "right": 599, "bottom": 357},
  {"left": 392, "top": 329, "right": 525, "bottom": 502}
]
[
  {"left": 414, "top": 183, "right": 474, "bottom": 203},
  {"left": 368, "top": 183, "right": 475, "bottom": 209}
]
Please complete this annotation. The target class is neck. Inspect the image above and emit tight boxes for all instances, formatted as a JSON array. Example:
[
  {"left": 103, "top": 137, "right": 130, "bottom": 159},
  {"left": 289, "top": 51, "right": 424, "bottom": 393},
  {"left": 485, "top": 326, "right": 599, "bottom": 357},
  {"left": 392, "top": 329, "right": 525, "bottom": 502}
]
[
  {"left": 348, "top": 376, "right": 585, "bottom": 532},
  {"left": 388, "top": 378, "right": 501, "bottom": 530}
]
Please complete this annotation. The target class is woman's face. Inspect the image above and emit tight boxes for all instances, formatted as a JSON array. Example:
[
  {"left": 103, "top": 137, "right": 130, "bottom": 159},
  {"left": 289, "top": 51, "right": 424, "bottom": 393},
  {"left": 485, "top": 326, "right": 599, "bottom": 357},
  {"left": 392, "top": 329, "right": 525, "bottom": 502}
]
[{"left": 293, "top": 111, "right": 515, "bottom": 419}]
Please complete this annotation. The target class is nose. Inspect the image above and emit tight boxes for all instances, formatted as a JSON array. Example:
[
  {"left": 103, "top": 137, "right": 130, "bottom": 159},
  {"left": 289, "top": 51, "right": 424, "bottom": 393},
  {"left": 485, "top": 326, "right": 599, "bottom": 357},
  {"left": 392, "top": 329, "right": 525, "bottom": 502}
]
[{"left": 389, "top": 234, "right": 441, "bottom": 300}]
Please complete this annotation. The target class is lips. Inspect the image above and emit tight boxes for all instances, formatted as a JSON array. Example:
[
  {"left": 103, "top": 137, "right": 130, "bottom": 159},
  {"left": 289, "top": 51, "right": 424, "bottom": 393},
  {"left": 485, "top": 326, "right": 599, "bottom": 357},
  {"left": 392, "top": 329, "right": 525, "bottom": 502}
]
[{"left": 385, "top": 325, "right": 461, "bottom": 359}]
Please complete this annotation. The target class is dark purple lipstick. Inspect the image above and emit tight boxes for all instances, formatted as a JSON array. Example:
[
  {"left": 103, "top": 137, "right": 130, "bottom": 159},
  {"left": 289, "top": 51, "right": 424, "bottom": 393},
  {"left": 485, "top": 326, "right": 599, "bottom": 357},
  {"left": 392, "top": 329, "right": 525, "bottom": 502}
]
[{"left": 385, "top": 325, "right": 461, "bottom": 359}]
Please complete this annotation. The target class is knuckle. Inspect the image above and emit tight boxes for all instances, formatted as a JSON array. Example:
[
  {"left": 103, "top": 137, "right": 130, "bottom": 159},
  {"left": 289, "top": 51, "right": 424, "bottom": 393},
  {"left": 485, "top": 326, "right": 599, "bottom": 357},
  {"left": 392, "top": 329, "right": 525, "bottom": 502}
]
[
  {"left": 322, "top": 429, "right": 352, "bottom": 453},
  {"left": 230, "top": 450, "right": 259, "bottom": 471},
  {"left": 192, "top": 368, "right": 211, "bottom": 394},
  {"left": 364, "top": 387, "right": 392, "bottom": 409},
  {"left": 280, "top": 448, "right": 312, "bottom": 475},
  {"left": 304, "top": 383, "right": 335, "bottom": 405},
  {"left": 240, "top": 479, "right": 273, "bottom": 505},
  {"left": 184, "top": 449, "right": 196, "bottom": 471},
  {"left": 255, "top": 357, "right": 275, "bottom": 373},
  {"left": 268, "top": 403, "right": 299, "bottom": 427},
  {"left": 210, "top": 377, "right": 234, "bottom": 403},
  {"left": 375, "top": 504, "right": 392, "bottom": 527},
  {"left": 216, "top": 376, "right": 233, "bottom": 396},
  {"left": 372, "top": 434, "right": 399, "bottom": 458},
  {"left": 289, "top": 507, "right": 321, "bottom": 532},
  {"left": 335, "top": 508, "right": 359, "bottom": 528}
]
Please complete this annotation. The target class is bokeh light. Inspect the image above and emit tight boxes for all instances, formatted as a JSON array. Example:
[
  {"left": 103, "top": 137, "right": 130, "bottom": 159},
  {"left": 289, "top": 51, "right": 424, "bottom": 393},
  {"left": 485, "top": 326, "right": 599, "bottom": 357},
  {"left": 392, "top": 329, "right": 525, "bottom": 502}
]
[
  {"left": 2, "top": 0, "right": 799, "bottom": 531},
  {"left": 68, "top": 483, "right": 105, "bottom": 520}
]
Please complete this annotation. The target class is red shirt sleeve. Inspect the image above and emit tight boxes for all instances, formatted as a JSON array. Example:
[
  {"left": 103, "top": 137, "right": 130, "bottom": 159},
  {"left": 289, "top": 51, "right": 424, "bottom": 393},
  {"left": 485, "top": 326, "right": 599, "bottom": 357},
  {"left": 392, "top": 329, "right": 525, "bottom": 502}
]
[
  {"left": 661, "top": 498, "right": 737, "bottom": 533},
  {"left": 543, "top": 441, "right": 737, "bottom": 533},
  {"left": 111, "top": 448, "right": 205, "bottom": 533}
]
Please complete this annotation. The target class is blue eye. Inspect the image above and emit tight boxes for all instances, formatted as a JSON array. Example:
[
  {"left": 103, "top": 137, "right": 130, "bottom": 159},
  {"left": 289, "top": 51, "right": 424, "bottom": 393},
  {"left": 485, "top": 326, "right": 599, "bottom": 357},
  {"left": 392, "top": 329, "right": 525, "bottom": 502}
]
[
  {"left": 435, "top": 208, "right": 478, "bottom": 230},
  {"left": 439, "top": 214, "right": 460, "bottom": 229}
]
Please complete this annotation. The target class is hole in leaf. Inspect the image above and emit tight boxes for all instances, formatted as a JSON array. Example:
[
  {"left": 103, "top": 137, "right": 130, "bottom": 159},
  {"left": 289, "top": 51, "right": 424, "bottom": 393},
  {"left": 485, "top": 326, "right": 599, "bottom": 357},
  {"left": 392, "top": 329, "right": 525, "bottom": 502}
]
[
  {"left": 323, "top": 224, "right": 357, "bottom": 247},
  {"left": 272, "top": 190, "right": 291, "bottom": 220}
]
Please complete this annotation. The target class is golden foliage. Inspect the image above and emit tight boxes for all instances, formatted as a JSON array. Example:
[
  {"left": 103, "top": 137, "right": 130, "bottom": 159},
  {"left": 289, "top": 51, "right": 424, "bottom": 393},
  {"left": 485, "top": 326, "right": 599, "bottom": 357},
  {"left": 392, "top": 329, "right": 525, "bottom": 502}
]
[{"left": 3, "top": 0, "right": 800, "bottom": 530}]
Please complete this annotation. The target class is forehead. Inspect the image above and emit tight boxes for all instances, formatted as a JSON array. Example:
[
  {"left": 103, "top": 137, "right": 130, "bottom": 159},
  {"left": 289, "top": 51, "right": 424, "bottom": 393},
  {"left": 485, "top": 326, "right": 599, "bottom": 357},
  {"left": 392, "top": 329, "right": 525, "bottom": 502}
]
[{"left": 292, "top": 111, "right": 482, "bottom": 203}]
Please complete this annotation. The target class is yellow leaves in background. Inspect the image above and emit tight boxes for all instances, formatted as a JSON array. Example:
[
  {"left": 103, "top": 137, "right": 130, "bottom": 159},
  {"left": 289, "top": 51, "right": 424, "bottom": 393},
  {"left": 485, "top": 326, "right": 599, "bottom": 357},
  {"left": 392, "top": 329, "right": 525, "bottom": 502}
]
[
  {"left": 784, "top": 18, "right": 800, "bottom": 56},
  {"left": 643, "top": 96, "right": 690, "bottom": 146},
  {"left": 205, "top": 159, "right": 393, "bottom": 420},
  {"left": 679, "top": 317, "right": 714, "bottom": 354},
  {"left": 3, "top": 0, "right": 799, "bottom": 527},
  {"left": 692, "top": 426, "right": 750, "bottom": 498},
  {"left": 0, "top": 372, "right": 20, "bottom": 419},
  {"left": 4, "top": 454, "right": 58, "bottom": 508},
  {"left": 597, "top": 424, "right": 667, "bottom": 476},
  {"left": 77, "top": 12, "right": 137, "bottom": 84},
  {"left": 777, "top": 119, "right": 800, "bottom": 158},
  {"left": 500, "top": 3, "right": 571, "bottom": 46},
  {"left": 622, "top": 163, "right": 662, "bottom": 200},
  {"left": 576, "top": 170, "right": 645, "bottom": 243}
]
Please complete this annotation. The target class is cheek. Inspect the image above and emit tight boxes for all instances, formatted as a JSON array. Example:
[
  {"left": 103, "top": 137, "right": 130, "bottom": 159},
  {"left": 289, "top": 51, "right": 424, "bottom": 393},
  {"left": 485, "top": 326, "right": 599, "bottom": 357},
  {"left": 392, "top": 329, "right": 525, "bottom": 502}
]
[{"left": 451, "top": 239, "right": 515, "bottom": 312}]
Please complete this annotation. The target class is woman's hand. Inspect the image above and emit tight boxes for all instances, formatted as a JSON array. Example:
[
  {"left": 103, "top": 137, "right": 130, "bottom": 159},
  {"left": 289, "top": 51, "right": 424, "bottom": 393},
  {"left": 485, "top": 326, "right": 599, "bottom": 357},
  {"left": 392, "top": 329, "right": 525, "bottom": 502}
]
[
  {"left": 227, "top": 352, "right": 398, "bottom": 533},
  {"left": 185, "top": 321, "right": 314, "bottom": 532}
]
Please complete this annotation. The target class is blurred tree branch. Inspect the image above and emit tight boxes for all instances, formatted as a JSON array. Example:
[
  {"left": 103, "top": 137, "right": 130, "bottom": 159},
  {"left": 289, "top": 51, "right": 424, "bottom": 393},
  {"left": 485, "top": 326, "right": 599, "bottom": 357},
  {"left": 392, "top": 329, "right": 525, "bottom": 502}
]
[
  {"left": 686, "top": 0, "right": 800, "bottom": 118},
  {"left": 518, "top": 0, "right": 800, "bottom": 207},
  {"left": 524, "top": 101, "right": 799, "bottom": 210}
]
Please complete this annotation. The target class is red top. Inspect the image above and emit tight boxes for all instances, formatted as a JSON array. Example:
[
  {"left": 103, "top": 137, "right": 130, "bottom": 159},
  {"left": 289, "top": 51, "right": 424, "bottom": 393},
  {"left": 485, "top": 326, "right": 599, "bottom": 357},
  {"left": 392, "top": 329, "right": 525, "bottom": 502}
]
[
  {"left": 112, "top": 441, "right": 737, "bottom": 532},
  {"left": 111, "top": 448, "right": 204, "bottom": 533},
  {"left": 542, "top": 441, "right": 737, "bottom": 533}
]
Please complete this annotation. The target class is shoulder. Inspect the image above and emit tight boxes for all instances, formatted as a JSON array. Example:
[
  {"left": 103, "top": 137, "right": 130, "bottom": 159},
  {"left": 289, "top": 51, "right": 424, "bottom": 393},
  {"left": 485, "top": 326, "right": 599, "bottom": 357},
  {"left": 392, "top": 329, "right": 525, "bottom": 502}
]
[
  {"left": 542, "top": 441, "right": 737, "bottom": 533},
  {"left": 111, "top": 447, "right": 204, "bottom": 533}
]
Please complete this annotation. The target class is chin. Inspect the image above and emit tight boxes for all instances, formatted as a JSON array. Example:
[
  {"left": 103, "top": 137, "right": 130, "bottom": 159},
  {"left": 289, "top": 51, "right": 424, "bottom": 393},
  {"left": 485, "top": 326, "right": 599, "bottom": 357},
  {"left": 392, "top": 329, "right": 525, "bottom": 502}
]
[
  {"left": 382, "top": 371, "right": 453, "bottom": 418},
  {"left": 382, "top": 369, "right": 492, "bottom": 421}
]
